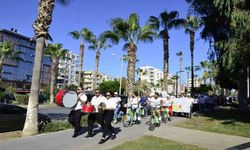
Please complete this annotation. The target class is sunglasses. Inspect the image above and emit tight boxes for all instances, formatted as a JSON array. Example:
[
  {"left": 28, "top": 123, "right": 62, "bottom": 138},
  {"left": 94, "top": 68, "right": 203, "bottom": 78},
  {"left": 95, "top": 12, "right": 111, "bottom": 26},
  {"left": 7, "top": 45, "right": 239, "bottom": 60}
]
[
  {"left": 106, "top": 95, "right": 110, "bottom": 96},
  {"left": 77, "top": 89, "right": 81, "bottom": 90},
  {"left": 95, "top": 92, "right": 100, "bottom": 94}
]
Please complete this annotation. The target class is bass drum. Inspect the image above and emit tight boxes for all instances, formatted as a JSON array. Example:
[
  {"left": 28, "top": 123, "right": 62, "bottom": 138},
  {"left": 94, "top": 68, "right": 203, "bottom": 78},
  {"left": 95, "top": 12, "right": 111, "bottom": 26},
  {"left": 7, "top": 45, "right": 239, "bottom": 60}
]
[{"left": 55, "top": 90, "right": 77, "bottom": 108}]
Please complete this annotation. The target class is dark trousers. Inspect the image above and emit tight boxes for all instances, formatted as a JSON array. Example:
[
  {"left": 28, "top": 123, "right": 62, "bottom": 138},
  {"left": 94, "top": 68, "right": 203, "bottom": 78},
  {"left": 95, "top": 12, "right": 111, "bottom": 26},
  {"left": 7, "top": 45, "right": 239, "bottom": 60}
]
[
  {"left": 102, "top": 110, "right": 115, "bottom": 138},
  {"left": 74, "top": 110, "right": 82, "bottom": 134},
  {"left": 87, "top": 113, "right": 104, "bottom": 136}
]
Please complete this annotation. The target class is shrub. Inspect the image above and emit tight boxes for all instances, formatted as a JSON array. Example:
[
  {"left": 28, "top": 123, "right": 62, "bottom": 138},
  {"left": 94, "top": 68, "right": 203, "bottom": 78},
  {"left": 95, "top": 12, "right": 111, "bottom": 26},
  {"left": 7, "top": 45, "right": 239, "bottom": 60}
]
[
  {"left": 6, "top": 86, "right": 16, "bottom": 95},
  {"left": 0, "top": 92, "right": 5, "bottom": 100},
  {"left": 15, "top": 94, "right": 29, "bottom": 104},
  {"left": 40, "top": 115, "right": 88, "bottom": 133}
]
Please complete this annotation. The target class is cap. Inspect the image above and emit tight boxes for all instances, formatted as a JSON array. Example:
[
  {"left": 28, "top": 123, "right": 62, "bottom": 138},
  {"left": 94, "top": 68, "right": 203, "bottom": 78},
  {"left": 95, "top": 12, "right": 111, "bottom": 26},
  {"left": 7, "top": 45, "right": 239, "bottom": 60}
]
[{"left": 114, "top": 92, "right": 118, "bottom": 95}]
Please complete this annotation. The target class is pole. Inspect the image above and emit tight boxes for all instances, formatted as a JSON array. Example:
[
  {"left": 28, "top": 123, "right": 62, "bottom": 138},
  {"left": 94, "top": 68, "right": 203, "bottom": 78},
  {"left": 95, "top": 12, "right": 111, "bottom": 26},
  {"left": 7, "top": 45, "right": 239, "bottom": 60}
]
[
  {"left": 119, "top": 57, "right": 123, "bottom": 95},
  {"left": 247, "top": 67, "right": 249, "bottom": 98}
]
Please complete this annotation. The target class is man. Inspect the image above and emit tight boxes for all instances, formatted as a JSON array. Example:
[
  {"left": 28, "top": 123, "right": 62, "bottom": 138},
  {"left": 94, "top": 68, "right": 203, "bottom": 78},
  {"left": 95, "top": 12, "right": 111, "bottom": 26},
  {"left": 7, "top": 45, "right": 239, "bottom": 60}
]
[
  {"left": 72, "top": 87, "right": 87, "bottom": 138},
  {"left": 113, "top": 92, "right": 122, "bottom": 123},
  {"left": 128, "top": 92, "right": 140, "bottom": 124},
  {"left": 98, "top": 92, "right": 117, "bottom": 144},
  {"left": 85, "top": 89, "right": 107, "bottom": 138}
]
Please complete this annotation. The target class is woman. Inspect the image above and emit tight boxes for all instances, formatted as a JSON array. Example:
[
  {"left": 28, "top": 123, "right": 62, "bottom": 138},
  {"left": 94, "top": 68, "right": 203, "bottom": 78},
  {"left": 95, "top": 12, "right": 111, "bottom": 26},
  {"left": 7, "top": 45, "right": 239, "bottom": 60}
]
[{"left": 98, "top": 92, "right": 116, "bottom": 144}]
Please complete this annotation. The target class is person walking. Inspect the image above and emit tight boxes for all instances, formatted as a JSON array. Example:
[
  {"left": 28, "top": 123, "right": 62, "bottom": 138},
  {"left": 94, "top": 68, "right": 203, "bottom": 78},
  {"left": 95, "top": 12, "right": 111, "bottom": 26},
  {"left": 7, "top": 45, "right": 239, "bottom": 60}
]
[
  {"left": 85, "top": 89, "right": 106, "bottom": 138},
  {"left": 98, "top": 92, "right": 117, "bottom": 144},
  {"left": 113, "top": 92, "right": 122, "bottom": 123},
  {"left": 72, "top": 87, "right": 87, "bottom": 138}
]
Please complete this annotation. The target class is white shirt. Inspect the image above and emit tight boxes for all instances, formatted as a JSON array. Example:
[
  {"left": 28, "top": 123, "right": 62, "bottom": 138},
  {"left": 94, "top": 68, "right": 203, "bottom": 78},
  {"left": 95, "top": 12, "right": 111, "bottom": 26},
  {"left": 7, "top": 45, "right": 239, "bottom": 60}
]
[
  {"left": 75, "top": 93, "right": 87, "bottom": 110},
  {"left": 149, "top": 97, "right": 161, "bottom": 108},
  {"left": 91, "top": 95, "right": 107, "bottom": 113},
  {"left": 105, "top": 98, "right": 118, "bottom": 110},
  {"left": 113, "top": 96, "right": 121, "bottom": 107},
  {"left": 128, "top": 97, "right": 139, "bottom": 109}
]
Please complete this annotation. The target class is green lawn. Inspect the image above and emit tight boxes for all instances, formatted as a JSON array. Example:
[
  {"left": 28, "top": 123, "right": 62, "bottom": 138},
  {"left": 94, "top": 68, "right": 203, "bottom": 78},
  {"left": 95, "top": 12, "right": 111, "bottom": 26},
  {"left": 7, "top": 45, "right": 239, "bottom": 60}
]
[
  {"left": 175, "top": 107, "right": 250, "bottom": 138},
  {"left": 110, "top": 135, "right": 206, "bottom": 150}
]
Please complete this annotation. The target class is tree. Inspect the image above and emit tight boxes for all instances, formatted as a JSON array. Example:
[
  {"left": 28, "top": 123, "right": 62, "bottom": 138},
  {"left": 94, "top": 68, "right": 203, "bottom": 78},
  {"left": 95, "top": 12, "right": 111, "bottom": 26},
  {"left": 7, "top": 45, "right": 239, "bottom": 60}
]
[
  {"left": 99, "top": 80, "right": 119, "bottom": 94},
  {"left": 69, "top": 28, "right": 94, "bottom": 86},
  {"left": 22, "top": 0, "right": 71, "bottom": 137},
  {"left": 44, "top": 43, "right": 68, "bottom": 103},
  {"left": 176, "top": 50, "right": 183, "bottom": 94},
  {"left": 184, "top": 16, "right": 200, "bottom": 96},
  {"left": 104, "top": 13, "right": 155, "bottom": 98},
  {"left": 88, "top": 33, "right": 111, "bottom": 91},
  {"left": 0, "top": 41, "right": 23, "bottom": 82},
  {"left": 147, "top": 11, "right": 185, "bottom": 93},
  {"left": 200, "top": 60, "right": 210, "bottom": 84}
]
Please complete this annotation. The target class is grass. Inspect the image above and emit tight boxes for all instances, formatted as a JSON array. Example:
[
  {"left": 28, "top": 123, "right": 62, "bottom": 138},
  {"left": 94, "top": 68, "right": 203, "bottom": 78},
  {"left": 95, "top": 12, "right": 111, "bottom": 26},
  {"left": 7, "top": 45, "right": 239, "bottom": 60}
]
[
  {"left": 175, "top": 107, "right": 250, "bottom": 138},
  {"left": 110, "top": 135, "right": 206, "bottom": 150}
]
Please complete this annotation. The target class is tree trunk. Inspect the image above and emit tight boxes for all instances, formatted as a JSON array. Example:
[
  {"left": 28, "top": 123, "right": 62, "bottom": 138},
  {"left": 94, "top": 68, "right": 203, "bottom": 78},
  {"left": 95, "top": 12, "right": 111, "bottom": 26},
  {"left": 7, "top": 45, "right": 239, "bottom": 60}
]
[
  {"left": 92, "top": 50, "right": 100, "bottom": 91},
  {"left": 49, "top": 58, "right": 56, "bottom": 103},
  {"left": 22, "top": 0, "right": 55, "bottom": 137},
  {"left": 163, "top": 30, "right": 169, "bottom": 93},
  {"left": 238, "top": 70, "right": 248, "bottom": 111},
  {"left": 78, "top": 43, "right": 84, "bottom": 86},
  {"left": 127, "top": 44, "right": 136, "bottom": 98},
  {"left": 179, "top": 51, "right": 182, "bottom": 95},
  {"left": 187, "top": 70, "right": 190, "bottom": 91},
  {"left": 22, "top": 37, "right": 45, "bottom": 137},
  {"left": 190, "top": 31, "right": 195, "bottom": 96}
]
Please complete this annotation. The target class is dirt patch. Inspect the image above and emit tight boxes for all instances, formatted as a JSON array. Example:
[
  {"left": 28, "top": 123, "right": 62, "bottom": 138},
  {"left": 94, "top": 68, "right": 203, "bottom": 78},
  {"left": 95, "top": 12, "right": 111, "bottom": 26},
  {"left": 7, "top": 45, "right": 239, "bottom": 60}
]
[{"left": 0, "top": 131, "right": 21, "bottom": 142}]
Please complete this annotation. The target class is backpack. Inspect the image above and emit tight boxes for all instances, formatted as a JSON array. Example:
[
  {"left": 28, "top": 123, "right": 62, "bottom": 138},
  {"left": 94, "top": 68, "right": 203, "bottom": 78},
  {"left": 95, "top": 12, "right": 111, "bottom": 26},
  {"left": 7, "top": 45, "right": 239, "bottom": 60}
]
[{"left": 140, "top": 96, "right": 148, "bottom": 106}]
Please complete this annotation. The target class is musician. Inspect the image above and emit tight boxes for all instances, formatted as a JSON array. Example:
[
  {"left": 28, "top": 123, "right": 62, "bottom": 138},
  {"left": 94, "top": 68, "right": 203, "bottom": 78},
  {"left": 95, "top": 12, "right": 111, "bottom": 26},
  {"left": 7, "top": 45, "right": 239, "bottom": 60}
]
[
  {"left": 72, "top": 87, "right": 87, "bottom": 138},
  {"left": 98, "top": 92, "right": 116, "bottom": 144},
  {"left": 85, "top": 89, "right": 107, "bottom": 138}
]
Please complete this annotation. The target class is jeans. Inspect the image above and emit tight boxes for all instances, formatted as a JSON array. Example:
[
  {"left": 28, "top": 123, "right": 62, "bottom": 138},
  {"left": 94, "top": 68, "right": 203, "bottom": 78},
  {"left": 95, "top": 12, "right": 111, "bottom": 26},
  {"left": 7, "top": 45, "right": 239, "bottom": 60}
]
[{"left": 114, "top": 105, "right": 123, "bottom": 121}]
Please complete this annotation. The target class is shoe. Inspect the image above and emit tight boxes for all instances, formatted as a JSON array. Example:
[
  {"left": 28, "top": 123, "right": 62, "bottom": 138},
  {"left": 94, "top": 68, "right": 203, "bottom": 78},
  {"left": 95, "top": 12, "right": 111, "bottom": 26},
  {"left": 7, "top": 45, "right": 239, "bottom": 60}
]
[
  {"left": 84, "top": 134, "right": 93, "bottom": 138},
  {"left": 98, "top": 138, "right": 105, "bottom": 144},
  {"left": 72, "top": 133, "right": 78, "bottom": 138},
  {"left": 111, "top": 134, "right": 116, "bottom": 140}
]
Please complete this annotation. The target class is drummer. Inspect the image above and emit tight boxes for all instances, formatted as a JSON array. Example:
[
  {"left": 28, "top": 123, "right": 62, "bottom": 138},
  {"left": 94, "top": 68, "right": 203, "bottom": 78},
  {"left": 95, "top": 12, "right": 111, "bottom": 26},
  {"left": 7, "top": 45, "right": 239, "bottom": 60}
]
[
  {"left": 98, "top": 92, "right": 117, "bottom": 144},
  {"left": 72, "top": 86, "right": 87, "bottom": 138},
  {"left": 85, "top": 89, "right": 107, "bottom": 139}
]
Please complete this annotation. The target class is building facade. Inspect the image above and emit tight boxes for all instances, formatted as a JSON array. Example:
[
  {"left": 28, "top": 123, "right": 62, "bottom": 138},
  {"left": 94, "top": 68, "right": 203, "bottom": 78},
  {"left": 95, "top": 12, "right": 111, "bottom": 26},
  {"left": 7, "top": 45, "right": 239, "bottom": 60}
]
[
  {"left": 0, "top": 29, "right": 52, "bottom": 90},
  {"left": 83, "top": 71, "right": 108, "bottom": 91},
  {"left": 57, "top": 51, "right": 80, "bottom": 88}
]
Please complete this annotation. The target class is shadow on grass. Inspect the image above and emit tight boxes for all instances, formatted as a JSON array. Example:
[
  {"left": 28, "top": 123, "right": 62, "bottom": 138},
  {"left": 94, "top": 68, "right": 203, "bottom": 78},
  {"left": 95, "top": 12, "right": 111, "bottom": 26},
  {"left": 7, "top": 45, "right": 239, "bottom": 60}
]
[
  {"left": 200, "top": 107, "right": 250, "bottom": 124},
  {"left": 225, "top": 142, "right": 250, "bottom": 150}
]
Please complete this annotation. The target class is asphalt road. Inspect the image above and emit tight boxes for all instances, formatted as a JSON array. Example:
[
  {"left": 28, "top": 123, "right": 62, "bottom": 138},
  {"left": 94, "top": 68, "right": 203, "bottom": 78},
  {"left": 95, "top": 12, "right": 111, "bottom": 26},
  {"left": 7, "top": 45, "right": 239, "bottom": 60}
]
[{"left": 0, "top": 116, "right": 186, "bottom": 150}]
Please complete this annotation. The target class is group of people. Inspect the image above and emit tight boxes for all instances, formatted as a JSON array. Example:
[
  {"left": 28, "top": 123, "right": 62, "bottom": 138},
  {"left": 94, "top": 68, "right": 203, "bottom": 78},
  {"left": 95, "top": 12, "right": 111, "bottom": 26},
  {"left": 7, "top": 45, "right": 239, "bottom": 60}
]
[{"left": 71, "top": 87, "right": 121, "bottom": 144}]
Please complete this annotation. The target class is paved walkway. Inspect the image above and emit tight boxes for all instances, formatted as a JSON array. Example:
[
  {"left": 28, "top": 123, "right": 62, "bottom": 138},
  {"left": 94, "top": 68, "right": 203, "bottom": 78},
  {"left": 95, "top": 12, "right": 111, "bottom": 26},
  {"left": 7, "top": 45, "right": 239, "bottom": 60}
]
[{"left": 0, "top": 117, "right": 249, "bottom": 150}]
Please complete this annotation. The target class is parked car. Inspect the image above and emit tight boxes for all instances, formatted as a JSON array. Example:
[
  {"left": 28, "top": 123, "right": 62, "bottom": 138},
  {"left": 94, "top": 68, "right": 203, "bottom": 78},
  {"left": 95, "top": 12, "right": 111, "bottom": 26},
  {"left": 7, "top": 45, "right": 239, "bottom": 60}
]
[{"left": 0, "top": 104, "right": 51, "bottom": 133}]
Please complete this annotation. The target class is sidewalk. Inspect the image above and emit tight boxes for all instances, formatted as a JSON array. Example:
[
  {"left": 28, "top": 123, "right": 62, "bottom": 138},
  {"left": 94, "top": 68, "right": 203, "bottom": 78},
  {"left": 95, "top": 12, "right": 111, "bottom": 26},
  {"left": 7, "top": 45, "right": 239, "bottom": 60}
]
[{"left": 147, "top": 126, "right": 250, "bottom": 150}]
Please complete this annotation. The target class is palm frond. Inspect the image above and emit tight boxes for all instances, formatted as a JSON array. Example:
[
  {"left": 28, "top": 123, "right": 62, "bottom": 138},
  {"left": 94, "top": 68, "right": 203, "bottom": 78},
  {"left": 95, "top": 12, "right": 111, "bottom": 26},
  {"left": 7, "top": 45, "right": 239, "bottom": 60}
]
[
  {"left": 102, "top": 31, "right": 119, "bottom": 44},
  {"left": 147, "top": 16, "right": 160, "bottom": 31},
  {"left": 122, "top": 43, "right": 130, "bottom": 51},
  {"left": 128, "top": 13, "right": 140, "bottom": 32},
  {"left": 68, "top": 31, "right": 80, "bottom": 39}
]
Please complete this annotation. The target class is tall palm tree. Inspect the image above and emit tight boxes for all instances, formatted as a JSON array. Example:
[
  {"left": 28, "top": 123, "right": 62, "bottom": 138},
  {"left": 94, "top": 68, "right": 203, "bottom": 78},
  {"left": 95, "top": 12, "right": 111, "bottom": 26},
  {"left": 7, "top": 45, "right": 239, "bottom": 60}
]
[
  {"left": 88, "top": 33, "right": 111, "bottom": 91},
  {"left": 176, "top": 50, "right": 183, "bottom": 94},
  {"left": 69, "top": 28, "right": 94, "bottom": 86},
  {"left": 147, "top": 11, "right": 185, "bottom": 93},
  {"left": 184, "top": 16, "right": 200, "bottom": 96},
  {"left": 104, "top": 13, "right": 155, "bottom": 98},
  {"left": 44, "top": 43, "right": 68, "bottom": 103},
  {"left": 22, "top": 0, "right": 71, "bottom": 137},
  {"left": 0, "top": 41, "right": 23, "bottom": 81},
  {"left": 171, "top": 75, "right": 179, "bottom": 96}
]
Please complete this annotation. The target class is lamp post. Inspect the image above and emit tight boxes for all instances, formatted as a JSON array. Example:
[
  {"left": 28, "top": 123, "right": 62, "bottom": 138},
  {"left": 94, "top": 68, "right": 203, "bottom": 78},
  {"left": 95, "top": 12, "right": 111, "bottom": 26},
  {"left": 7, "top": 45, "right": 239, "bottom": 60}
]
[
  {"left": 176, "top": 70, "right": 184, "bottom": 97},
  {"left": 112, "top": 53, "right": 124, "bottom": 95}
]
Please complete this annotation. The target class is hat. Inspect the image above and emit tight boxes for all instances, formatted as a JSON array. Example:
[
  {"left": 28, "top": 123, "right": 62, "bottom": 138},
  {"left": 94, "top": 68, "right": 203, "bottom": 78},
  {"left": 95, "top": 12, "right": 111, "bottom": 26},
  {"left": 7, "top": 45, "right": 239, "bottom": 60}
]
[{"left": 114, "top": 92, "right": 118, "bottom": 95}]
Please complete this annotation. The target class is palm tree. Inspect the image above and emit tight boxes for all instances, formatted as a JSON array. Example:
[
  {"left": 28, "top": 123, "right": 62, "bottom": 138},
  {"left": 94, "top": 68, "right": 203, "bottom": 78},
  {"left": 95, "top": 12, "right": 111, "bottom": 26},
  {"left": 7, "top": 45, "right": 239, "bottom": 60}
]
[
  {"left": 184, "top": 16, "right": 200, "bottom": 96},
  {"left": 176, "top": 50, "right": 183, "bottom": 94},
  {"left": 44, "top": 43, "right": 68, "bottom": 103},
  {"left": 0, "top": 41, "right": 23, "bottom": 81},
  {"left": 171, "top": 75, "right": 179, "bottom": 96},
  {"left": 88, "top": 33, "right": 111, "bottom": 91},
  {"left": 147, "top": 11, "right": 185, "bottom": 93},
  {"left": 22, "top": 0, "right": 71, "bottom": 137},
  {"left": 104, "top": 13, "right": 155, "bottom": 98},
  {"left": 69, "top": 28, "right": 94, "bottom": 86},
  {"left": 200, "top": 60, "right": 210, "bottom": 84}
]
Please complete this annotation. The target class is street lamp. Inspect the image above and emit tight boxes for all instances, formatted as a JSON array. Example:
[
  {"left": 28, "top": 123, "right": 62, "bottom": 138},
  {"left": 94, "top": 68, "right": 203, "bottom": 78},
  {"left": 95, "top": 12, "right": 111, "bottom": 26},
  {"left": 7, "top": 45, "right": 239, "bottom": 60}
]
[
  {"left": 112, "top": 53, "right": 124, "bottom": 95},
  {"left": 176, "top": 70, "right": 184, "bottom": 97}
]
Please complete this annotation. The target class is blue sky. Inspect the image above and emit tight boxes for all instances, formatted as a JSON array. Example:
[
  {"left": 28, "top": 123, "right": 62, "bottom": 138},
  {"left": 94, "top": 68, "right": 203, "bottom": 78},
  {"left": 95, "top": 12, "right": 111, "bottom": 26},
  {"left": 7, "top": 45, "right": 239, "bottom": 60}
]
[{"left": 0, "top": 0, "right": 209, "bottom": 82}]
